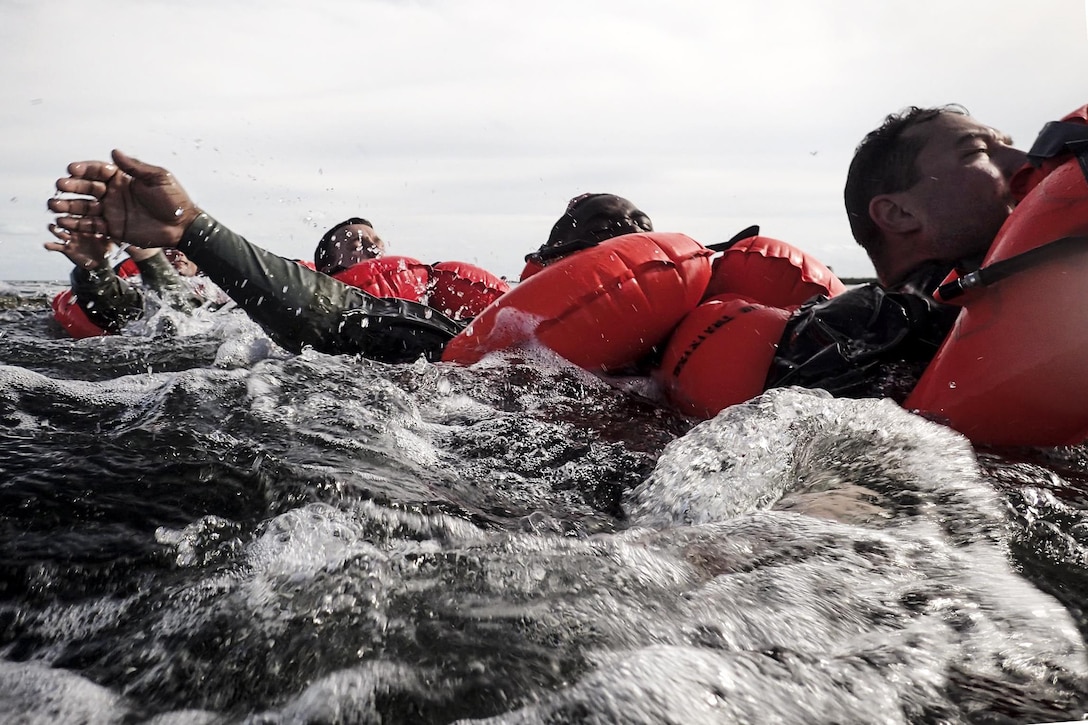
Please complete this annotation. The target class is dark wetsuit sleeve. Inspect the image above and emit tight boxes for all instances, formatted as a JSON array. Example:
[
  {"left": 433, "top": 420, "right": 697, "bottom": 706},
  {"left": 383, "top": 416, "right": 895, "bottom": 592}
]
[
  {"left": 136, "top": 252, "right": 203, "bottom": 312},
  {"left": 71, "top": 252, "right": 209, "bottom": 333},
  {"left": 70, "top": 264, "right": 145, "bottom": 334},
  {"left": 765, "top": 283, "right": 960, "bottom": 400},
  {"left": 177, "top": 213, "right": 464, "bottom": 362}
]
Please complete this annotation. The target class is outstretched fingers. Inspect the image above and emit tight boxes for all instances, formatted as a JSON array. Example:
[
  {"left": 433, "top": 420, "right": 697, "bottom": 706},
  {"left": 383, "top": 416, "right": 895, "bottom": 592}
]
[
  {"left": 51, "top": 161, "right": 116, "bottom": 217},
  {"left": 48, "top": 196, "right": 103, "bottom": 216},
  {"left": 55, "top": 176, "right": 108, "bottom": 199},
  {"left": 43, "top": 226, "right": 71, "bottom": 254},
  {"left": 52, "top": 214, "right": 109, "bottom": 236},
  {"left": 66, "top": 160, "right": 118, "bottom": 184}
]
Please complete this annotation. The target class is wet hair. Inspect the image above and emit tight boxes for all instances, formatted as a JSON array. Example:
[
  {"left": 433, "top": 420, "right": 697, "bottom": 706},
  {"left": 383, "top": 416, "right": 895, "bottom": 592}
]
[
  {"left": 844, "top": 105, "right": 968, "bottom": 257},
  {"left": 526, "top": 194, "right": 652, "bottom": 265},
  {"left": 544, "top": 193, "right": 613, "bottom": 247},
  {"left": 314, "top": 217, "right": 374, "bottom": 274}
]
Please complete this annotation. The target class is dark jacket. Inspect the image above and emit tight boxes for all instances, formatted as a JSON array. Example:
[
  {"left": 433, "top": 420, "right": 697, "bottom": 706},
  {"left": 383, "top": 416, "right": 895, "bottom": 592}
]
[
  {"left": 765, "top": 262, "right": 961, "bottom": 402},
  {"left": 71, "top": 252, "right": 206, "bottom": 334},
  {"left": 178, "top": 214, "right": 464, "bottom": 362}
]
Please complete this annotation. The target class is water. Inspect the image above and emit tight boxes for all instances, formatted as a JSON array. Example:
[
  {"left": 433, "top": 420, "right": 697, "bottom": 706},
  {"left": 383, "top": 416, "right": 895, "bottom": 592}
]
[{"left": 2, "top": 280, "right": 1088, "bottom": 724}]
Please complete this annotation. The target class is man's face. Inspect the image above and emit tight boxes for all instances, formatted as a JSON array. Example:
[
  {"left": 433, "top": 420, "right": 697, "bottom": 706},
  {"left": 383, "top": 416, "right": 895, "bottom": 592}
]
[
  {"left": 900, "top": 113, "right": 1028, "bottom": 263},
  {"left": 327, "top": 224, "right": 385, "bottom": 271},
  {"left": 164, "top": 248, "right": 199, "bottom": 277}
]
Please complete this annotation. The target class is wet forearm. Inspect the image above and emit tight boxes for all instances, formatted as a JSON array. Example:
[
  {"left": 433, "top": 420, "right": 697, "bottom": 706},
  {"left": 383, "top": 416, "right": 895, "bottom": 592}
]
[
  {"left": 178, "top": 214, "right": 363, "bottom": 351},
  {"left": 135, "top": 253, "right": 202, "bottom": 312},
  {"left": 70, "top": 265, "right": 144, "bottom": 333},
  {"left": 177, "top": 214, "right": 463, "bottom": 360}
]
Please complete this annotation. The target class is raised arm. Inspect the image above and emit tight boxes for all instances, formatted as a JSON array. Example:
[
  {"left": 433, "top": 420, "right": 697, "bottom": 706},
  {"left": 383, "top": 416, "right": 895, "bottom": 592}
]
[
  {"left": 176, "top": 214, "right": 462, "bottom": 360},
  {"left": 46, "top": 224, "right": 203, "bottom": 331},
  {"left": 49, "top": 151, "right": 462, "bottom": 361},
  {"left": 49, "top": 150, "right": 200, "bottom": 248}
]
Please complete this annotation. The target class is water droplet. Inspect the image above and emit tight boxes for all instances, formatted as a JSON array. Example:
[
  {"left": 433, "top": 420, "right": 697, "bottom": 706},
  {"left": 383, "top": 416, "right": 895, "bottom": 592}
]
[{"left": 948, "top": 381, "right": 957, "bottom": 389}]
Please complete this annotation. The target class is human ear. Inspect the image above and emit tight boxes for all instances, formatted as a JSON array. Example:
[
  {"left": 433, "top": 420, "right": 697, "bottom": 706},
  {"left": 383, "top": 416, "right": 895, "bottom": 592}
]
[{"left": 869, "top": 193, "right": 922, "bottom": 236}]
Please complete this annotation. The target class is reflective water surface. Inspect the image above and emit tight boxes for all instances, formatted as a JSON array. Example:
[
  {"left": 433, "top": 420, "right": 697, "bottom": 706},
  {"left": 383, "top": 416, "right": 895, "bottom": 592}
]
[{"left": 2, "top": 282, "right": 1087, "bottom": 724}]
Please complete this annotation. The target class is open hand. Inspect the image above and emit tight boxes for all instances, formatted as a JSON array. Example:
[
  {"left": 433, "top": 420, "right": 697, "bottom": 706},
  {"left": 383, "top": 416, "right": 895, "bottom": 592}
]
[
  {"left": 43, "top": 225, "right": 114, "bottom": 270},
  {"left": 48, "top": 150, "right": 201, "bottom": 248}
]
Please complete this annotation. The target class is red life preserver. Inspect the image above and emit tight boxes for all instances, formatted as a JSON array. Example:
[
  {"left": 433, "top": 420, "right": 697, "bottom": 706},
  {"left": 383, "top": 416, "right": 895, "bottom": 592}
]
[
  {"left": 332, "top": 256, "right": 430, "bottom": 302},
  {"left": 655, "top": 294, "right": 792, "bottom": 418},
  {"left": 52, "top": 289, "right": 107, "bottom": 339},
  {"left": 426, "top": 261, "right": 510, "bottom": 321},
  {"left": 1010, "top": 103, "right": 1088, "bottom": 202},
  {"left": 51, "top": 259, "right": 141, "bottom": 339},
  {"left": 703, "top": 234, "right": 846, "bottom": 307},
  {"left": 328, "top": 256, "right": 507, "bottom": 319},
  {"left": 441, "top": 232, "right": 713, "bottom": 371},
  {"left": 655, "top": 236, "right": 845, "bottom": 419},
  {"left": 519, "top": 258, "right": 545, "bottom": 281},
  {"left": 906, "top": 138, "right": 1088, "bottom": 447}
]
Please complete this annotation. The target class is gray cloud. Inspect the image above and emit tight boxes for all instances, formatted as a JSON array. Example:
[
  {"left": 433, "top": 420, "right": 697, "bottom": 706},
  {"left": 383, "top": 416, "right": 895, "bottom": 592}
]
[{"left": 4, "top": 0, "right": 1087, "bottom": 280}]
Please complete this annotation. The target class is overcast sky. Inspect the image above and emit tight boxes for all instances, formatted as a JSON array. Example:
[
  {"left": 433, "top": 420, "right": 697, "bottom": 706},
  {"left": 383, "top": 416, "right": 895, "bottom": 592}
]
[{"left": 2, "top": 0, "right": 1087, "bottom": 281}]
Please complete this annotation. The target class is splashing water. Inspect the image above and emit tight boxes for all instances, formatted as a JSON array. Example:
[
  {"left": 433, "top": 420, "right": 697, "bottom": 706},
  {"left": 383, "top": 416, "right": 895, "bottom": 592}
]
[{"left": 1, "top": 282, "right": 1087, "bottom": 723}]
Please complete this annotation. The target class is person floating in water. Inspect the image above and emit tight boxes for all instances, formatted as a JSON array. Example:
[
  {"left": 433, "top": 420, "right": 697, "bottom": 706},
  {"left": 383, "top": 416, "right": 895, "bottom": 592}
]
[
  {"left": 48, "top": 150, "right": 652, "bottom": 362},
  {"left": 765, "top": 105, "right": 1031, "bottom": 401},
  {"left": 521, "top": 193, "right": 653, "bottom": 277},
  {"left": 45, "top": 223, "right": 226, "bottom": 335},
  {"left": 313, "top": 218, "right": 386, "bottom": 275}
]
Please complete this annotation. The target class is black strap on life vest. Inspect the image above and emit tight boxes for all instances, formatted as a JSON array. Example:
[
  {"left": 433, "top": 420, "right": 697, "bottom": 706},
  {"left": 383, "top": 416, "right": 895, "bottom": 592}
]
[
  {"left": 1027, "top": 121, "right": 1088, "bottom": 180},
  {"left": 524, "top": 237, "right": 601, "bottom": 264},
  {"left": 707, "top": 225, "right": 761, "bottom": 253},
  {"left": 936, "top": 235, "right": 1088, "bottom": 301}
]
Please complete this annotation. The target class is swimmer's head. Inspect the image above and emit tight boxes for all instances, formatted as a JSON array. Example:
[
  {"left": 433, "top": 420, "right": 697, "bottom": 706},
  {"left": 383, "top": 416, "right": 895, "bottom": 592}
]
[
  {"left": 163, "top": 248, "right": 200, "bottom": 277},
  {"left": 528, "top": 194, "right": 653, "bottom": 265},
  {"left": 315, "top": 218, "right": 385, "bottom": 274}
]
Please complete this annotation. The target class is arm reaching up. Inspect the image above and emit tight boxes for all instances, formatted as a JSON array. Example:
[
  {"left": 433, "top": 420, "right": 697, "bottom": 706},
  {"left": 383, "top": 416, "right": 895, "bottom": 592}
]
[
  {"left": 43, "top": 224, "right": 113, "bottom": 270},
  {"left": 48, "top": 150, "right": 200, "bottom": 248},
  {"left": 48, "top": 150, "right": 462, "bottom": 360}
]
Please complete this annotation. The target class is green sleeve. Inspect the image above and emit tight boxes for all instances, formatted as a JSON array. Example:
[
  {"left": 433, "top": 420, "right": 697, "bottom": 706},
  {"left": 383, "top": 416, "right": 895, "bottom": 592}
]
[
  {"left": 69, "top": 264, "right": 144, "bottom": 333},
  {"left": 178, "top": 214, "right": 464, "bottom": 361},
  {"left": 135, "top": 253, "right": 203, "bottom": 312}
]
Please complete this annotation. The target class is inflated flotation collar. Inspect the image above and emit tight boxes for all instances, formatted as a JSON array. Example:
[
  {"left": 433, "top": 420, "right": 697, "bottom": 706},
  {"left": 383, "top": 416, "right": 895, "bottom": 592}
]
[
  {"left": 520, "top": 258, "right": 545, "bottom": 281},
  {"left": 330, "top": 256, "right": 508, "bottom": 321},
  {"left": 655, "top": 229, "right": 846, "bottom": 418},
  {"left": 702, "top": 232, "right": 846, "bottom": 306},
  {"left": 332, "top": 256, "right": 430, "bottom": 302},
  {"left": 1010, "top": 103, "right": 1088, "bottom": 201},
  {"left": 520, "top": 236, "right": 604, "bottom": 281},
  {"left": 427, "top": 261, "right": 509, "bottom": 320},
  {"left": 656, "top": 294, "right": 792, "bottom": 418},
  {"left": 442, "top": 232, "right": 713, "bottom": 371},
  {"left": 52, "top": 258, "right": 141, "bottom": 339},
  {"left": 52, "top": 289, "right": 105, "bottom": 339},
  {"left": 907, "top": 109, "right": 1088, "bottom": 447}
]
